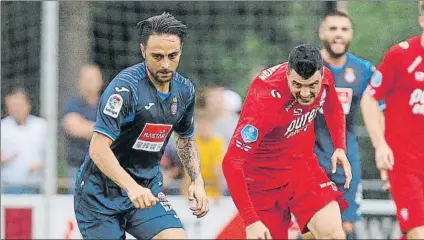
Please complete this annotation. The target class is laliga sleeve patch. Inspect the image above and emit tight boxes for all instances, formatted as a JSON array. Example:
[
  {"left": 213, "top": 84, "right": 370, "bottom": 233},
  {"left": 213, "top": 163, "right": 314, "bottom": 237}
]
[
  {"left": 103, "top": 94, "right": 123, "bottom": 118},
  {"left": 241, "top": 124, "right": 258, "bottom": 143},
  {"left": 370, "top": 70, "right": 383, "bottom": 88}
]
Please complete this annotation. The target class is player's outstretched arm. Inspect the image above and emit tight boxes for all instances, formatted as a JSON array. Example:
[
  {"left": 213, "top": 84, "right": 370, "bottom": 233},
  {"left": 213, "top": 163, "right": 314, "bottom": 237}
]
[
  {"left": 89, "top": 132, "right": 159, "bottom": 208},
  {"left": 175, "top": 134, "right": 209, "bottom": 218}
]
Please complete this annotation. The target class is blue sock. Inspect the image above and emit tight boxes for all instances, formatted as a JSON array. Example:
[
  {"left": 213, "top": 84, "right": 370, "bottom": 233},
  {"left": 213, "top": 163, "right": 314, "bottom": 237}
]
[{"left": 346, "top": 231, "right": 355, "bottom": 239}]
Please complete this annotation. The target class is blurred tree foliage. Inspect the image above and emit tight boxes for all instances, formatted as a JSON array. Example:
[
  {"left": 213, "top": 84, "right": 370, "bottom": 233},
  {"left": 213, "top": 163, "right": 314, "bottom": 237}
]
[
  {"left": 348, "top": 1, "right": 420, "bottom": 66},
  {"left": 91, "top": 1, "right": 328, "bottom": 96}
]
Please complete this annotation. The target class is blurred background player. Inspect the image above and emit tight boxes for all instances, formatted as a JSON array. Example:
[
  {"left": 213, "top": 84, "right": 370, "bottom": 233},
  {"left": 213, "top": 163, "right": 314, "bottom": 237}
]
[
  {"left": 223, "top": 44, "right": 352, "bottom": 240},
  {"left": 311, "top": 10, "right": 383, "bottom": 239},
  {"left": 1, "top": 88, "right": 47, "bottom": 194},
  {"left": 159, "top": 136, "right": 184, "bottom": 193},
  {"left": 62, "top": 64, "right": 103, "bottom": 194},
  {"left": 361, "top": 1, "right": 424, "bottom": 239},
  {"left": 73, "top": 12, "right": 208, "bottom": 239},
  {"left": 182, "top": 89, "right": 225, "bottom": 203},
  {"left": 204, "top": 87, "right": 240, "bottom": 195},
  {"left": 206, "top": 87, "right": 241, "bottom": 150}
]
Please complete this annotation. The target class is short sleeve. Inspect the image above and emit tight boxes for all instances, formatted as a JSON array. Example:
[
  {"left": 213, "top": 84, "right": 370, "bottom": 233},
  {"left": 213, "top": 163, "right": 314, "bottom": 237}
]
[
  {"left": 365, "top": 47, "right": 399, "bottom": 101},
  {"left": 63, "top": 98, "right": 80, "bottom": 115},
  {"left": 360, "top": 61, "right": 386, "bottom": 111},
  {"left": 173, "top": 85, "right": 195, "bottom": 138},
  {"left": 93, "top": 75, "right": 138, "bottom": 141}
]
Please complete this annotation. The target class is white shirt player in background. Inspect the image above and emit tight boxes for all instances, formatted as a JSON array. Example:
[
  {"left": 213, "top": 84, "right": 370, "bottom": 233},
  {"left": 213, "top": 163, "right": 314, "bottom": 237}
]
[{"left": 1, "top": 88, "right": 47, "bottom": 194}]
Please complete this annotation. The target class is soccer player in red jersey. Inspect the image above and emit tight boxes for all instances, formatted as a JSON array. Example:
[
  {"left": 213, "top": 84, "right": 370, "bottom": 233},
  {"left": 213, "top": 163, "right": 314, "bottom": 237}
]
[
  {"left": 222, "top": 44, "right": 352, "bottom": 239},
  {"left": 361, "top": 1, "right": 424, "bottom": 239}
]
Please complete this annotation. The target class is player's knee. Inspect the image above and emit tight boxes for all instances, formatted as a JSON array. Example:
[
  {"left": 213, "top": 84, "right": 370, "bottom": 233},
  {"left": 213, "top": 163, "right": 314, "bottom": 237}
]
[
  {"left": 301, "top": 232, "right": 315, "bottom": 239},
  {"left": 320, "top": 229, "right": 346, "bottom": 239},
  {"left": 152, "top": 228, "right": 186, "bottom": 239},
  {"left": 310, "top": 224, "right": 345, "bottom": 239},
  {"left": 342, "top": 222, "right": 354, "bottom": 233}
]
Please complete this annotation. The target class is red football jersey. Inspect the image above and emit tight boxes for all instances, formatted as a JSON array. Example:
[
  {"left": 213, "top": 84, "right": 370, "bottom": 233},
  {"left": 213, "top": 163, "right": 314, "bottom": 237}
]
[
  {"left": 366, "top": 36, "right": 424, "bottom": 164},
  {"left": 222, "top": 62, "right": 346, "bottom": 225}
]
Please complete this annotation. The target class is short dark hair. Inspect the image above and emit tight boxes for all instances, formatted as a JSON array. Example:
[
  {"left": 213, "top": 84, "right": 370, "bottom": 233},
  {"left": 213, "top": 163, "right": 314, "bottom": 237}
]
[
  {"left": 323, "top": 10, "right": 352, "bottom": 23},
  {"left": 6, "top": 87, "right": 31, "bottom": 102},
  {"left": 288, "top": 44, "right": 323, "bottom": 79},
  {"left": 136, "top": 12, "right": 187, "bottom": 46}
]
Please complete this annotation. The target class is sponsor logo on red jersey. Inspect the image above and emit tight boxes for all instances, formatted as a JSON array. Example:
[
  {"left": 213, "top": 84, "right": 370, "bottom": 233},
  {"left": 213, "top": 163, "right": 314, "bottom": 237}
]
[{"left": 284, "top": 107, "right": 320, "bottom": 138}]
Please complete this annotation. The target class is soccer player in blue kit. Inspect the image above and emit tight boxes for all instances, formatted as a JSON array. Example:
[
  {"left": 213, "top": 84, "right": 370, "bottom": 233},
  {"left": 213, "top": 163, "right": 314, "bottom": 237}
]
[
  {"left": 74, "top": 12, "right": 209, "bottom": 239},
  {"left": 303, "top": 11, "right": 384, "bottom": 239}
]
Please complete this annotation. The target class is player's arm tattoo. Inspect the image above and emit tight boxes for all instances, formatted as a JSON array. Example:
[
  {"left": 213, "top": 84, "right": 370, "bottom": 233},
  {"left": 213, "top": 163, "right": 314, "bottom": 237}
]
[{"left": 175, "top": 135, "right": 202, "bottom": 182}]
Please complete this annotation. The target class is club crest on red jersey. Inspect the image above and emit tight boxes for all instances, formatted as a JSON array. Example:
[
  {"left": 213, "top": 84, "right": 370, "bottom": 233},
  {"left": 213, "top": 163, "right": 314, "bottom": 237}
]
[{"left": 241, "top": 124, "right": 258, "bottom": 143}]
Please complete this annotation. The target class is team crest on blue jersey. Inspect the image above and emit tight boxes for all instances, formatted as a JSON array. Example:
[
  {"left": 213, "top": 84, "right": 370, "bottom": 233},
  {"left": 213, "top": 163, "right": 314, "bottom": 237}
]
[
  {"left": 241, "top": 124, "right": 258, "bottom": 143},
  {"left": 171, "top": 97, "right": 178, "bottom": 115},
  {"left": 344, "top": 68, "right": 356, "bottom": 83},
  {"left": 370, "top": 70, "right": 383, "bottom": 87},
  {"left": 103, "top": 94, "right": 123, "bottom": 118}
]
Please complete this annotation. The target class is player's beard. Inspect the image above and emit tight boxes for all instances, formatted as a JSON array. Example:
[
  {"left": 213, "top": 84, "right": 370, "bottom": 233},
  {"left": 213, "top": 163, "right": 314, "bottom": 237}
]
[
  {"left": 147, "top": 65, "right": 173, "bottom": 85},
  {"left": 322, "top": 38, "right": 350, "bottom": 59}
]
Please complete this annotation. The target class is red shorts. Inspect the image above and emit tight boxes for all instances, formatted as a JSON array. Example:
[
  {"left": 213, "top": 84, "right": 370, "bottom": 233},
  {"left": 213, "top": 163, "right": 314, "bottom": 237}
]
[
  {"left": 389, "top": 159, "right": 424, "bottom": 233},
  {"left": 248, "top": 162, "right": 347, "bottom": 239}
]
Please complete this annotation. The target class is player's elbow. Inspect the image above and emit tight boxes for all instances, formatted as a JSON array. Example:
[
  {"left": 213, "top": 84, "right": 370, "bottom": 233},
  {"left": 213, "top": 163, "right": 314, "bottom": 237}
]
[
  {"left": 221, "top": 155, "right": 231, "bottom": 176},
  {"left": 360, "top": 91, "right": 376, "bottom": 108},
  {"left": 89, "top": 133, "right": 112, "bottom": 163},
  {"left": 88, "top": 141, "right": 101, "bottom": 163},
  {"left": 361, "top": 93, "right": 380, "bottom": 119},
  {"left": 222, "top": 154, "right": 242, "bottom": 178}
]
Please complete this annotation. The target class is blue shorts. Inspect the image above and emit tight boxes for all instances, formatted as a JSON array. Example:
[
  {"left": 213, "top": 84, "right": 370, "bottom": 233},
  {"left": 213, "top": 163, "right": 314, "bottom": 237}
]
[
  {"left": 317, "top": 152, "right": 362, "bottom": 223},
  {"left": 74, "top": 169, "right": 183, "bottom": 239}
]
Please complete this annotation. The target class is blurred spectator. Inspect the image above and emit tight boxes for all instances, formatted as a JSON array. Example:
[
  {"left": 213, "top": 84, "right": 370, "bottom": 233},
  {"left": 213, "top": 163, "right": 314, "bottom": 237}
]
[
  {"left": 1, "top": 88, "right": 47, "bottom": 194},
  {"left": 182, "top": 89, "right": 225, "bottom": 201},
  {"left": 206, "top": 87, "right": 241, "bottom": 151},
  {"left": 160, "top": 135, "right": 184, "bottom": 194},
  {"left": 62, "top": 64, "right": 103, "bottom": 193}
]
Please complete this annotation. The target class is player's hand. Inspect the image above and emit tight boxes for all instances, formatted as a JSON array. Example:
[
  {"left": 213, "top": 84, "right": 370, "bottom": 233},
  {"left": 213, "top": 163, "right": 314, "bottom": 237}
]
[
  {"left": 127, "top": 184, "right": 159, "bottom": 209},
  {"left": 331, "top": 148, "right": 352, "bottom": 189},
  {"left": 246, "top": 221, "right": 272, "bottom": 239},
  {"left": 375, "top": 142, "right": 394, "bottom": 171},
  {"left": 379, "top": 170, "right": 391, "bottom": 191},
  {"left": 188, "top": 179, "right": 209, "bottom": 218}
]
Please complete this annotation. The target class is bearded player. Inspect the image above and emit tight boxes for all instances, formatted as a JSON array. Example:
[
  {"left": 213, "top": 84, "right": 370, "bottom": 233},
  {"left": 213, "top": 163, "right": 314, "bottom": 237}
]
[
  {"left": 311, "top": 10, "right": 386, "bottom": 239},
  {"left": 222, "top": 44, "right": 352, "bottom": 239}
]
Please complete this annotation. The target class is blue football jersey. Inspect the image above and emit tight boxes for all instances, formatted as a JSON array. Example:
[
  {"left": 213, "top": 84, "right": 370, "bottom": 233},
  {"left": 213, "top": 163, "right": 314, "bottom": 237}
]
[
  {"left": 315, "top": 53, "right": 374, "bottom": 165},
  {"left": 81, "top": 62, "right": 195, "bottom": 181}
]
